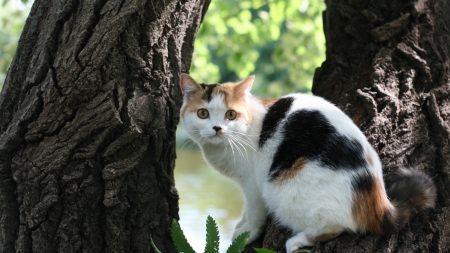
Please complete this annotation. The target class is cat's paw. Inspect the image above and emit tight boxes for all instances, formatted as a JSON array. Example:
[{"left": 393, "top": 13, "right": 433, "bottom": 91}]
[
  {"left": 232, "top": 222, "right": 264, "bottom": 244},
  {"left": 285, "top": 232, "right": 312, "bottom": 253},
  {"left": 285, "top": 239, "right": 303, "bottom": 253}
]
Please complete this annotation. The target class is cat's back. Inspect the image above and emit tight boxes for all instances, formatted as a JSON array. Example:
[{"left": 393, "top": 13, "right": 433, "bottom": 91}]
[
  {"left": 282, "top": 93, "right": 363, "bottom": 138},
  {"left": 256, "top": 92, "right": 381, "bottom": 184},
  {"left": 256, "top": 93, "right": 382, "bottom": 232},
  {"left": 258, "top": 93, "right": 369, "bottom": 154}
]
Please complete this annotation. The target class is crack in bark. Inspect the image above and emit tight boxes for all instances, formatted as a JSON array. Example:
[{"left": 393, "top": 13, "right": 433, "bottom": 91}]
[{"left": 396, "top": 42, "right": 433, "bottom": 81}]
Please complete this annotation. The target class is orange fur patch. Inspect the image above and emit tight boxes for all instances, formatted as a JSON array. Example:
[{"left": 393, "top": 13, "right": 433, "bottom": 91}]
[
  {"left": 215, "top": 84, "right": 233, "bottom": 108},
  {"left": 306, "top": 233, "right": 340, "bottom": 244},
  {"left": 219, "top": 82, "right": 253, "bottom": 122},
  {"left": 182, "top": 81, "right": 253, "bottom": 123},
  {"left": 352, "top": 177, "right": 393, "bottom": 234},
  {"left": 181, "top": 90, "right": 207, "bottom": 117},
  {"left": 261, "top": 98, "right": 278, "bottom": 108},
  {"left": 275, "top": 158, "right": 307, "bottom": 185}
]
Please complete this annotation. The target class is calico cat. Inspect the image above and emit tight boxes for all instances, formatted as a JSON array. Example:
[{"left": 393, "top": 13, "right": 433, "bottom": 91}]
[{"left": 179, "top": 74, "right": 436, "bottom": 253}]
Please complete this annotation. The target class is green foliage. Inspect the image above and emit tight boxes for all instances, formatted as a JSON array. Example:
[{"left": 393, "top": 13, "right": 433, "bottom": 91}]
[
  {"left": 204, "top": 216, "right": 220, "bottom": 253},
  {"left": 152, "top": 216, "right": 253, "bottom": 253},
  {"left": 0, "top": 0, "right": 31, "bottom": 90},
  {"left": 254, "top": 248, "right": 278, "bottom": 253},
  {"left": 226, "top": 231, "right": 250, "bottom": 253},
  {"left": 1, "top": 0, "right": 326, "bottom": 96},
  {"left": 150, "top": 237, "right": 163, "bottom": 253},
  {"left": 172, "top": 219, "right": 197, "bottom": 253},
  {"left": 155, "top": 217, "right": 312, "bottom": 253},
  {"left": 191, "top": 0, "right": 326, "bottom": 96},
  {"left": 2, "top": 0, "right": 31, "bottom": 4}
]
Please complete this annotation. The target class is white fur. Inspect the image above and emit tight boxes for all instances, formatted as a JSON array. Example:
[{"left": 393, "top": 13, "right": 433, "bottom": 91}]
[{"left": 182, "top": 92, "right": 384, "bottom": 253}]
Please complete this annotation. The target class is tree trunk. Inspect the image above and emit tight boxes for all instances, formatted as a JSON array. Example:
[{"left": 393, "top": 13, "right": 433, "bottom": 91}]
[
  {"left": 0, "top": 0, "right": 209, "bottom": 252},
  {"left": 254, "top": 0, "right": 450, "bottom": 252}
]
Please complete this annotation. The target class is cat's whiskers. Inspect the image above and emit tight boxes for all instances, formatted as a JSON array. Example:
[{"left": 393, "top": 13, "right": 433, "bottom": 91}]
[
  {"left": 220, "top": 141, "right": 229, "bottom": 160},
  {"left": 180, "top": 141, "right": 197, "bottom": 155},
  {"left": 198, "top": 134, "right": 212, "bottom": 146},
  {"left": 190, "top": 132, "right": 205, "bottom": 145},
  {"left": 227, "top": 129, "right": 257, "bottom": 139},
  {"left": 231, "top": 134, "right": 255, "bottom": 151},
  {"left": 178, "top": 136, "right": 198, "bottom": 151},
  {"left": 229, "top": 135, "right": 254, "bottom": 158},
  {"left": 178, "top": 139, "right": 190, "bottom": 151},
  {"left": 229, "top": 136, "right": 247, "bottom": 158},
  {"left": 227, "top": 131, "right": 256, "bottom": 153},
  {"left": 228, "top": 135, "right": 252, "bottom": 162},
  {"left": 228, "top": 130, "right": 259, "bottom": 137},
  {"left": 228, "top": 136, "right": 245, "bottom": 158},
  {"left": 227, "top": 130, "right": 256, "bottom": 148},
  {"left": 232, "top": 129, "right": 261, "bottom": 158},
  {"left": 227, "top": 138, "right": 237, "bottom": 163}
]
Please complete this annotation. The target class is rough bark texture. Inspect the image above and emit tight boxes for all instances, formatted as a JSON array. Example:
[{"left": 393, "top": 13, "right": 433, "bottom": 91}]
[
  {"left": 248, "top": 0, "right": 450, "bottom": 252},
  {"left": 0, "top": 0, "right": 209, "bottom": 252}
]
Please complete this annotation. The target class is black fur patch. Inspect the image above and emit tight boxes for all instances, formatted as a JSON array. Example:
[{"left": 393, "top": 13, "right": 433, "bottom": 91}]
[
  {"left": 200, "top": 83, "right": 218, "bottom": 102},
  {"left": 269, "top": 110, "right": 367, "bottom": 181},
  {"left": 381, "top": 209, "right": 398, "bottom": 235},
  {"left": 259, "top": 97, "right": 294, "bottom": 148},
  {"left": 386, "top": 169, "right": 437, "bottom": 209},
  {"left": 351, "top": 173, "right": 373, "bottom": 192},
  {"left": 381, "top": 169, "right": 437, "bottom": 234}
]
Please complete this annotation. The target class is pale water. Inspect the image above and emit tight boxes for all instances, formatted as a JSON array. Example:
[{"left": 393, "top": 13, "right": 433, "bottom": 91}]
[{"left": 175, "top": 147, "right": 244, "bottom": 253}]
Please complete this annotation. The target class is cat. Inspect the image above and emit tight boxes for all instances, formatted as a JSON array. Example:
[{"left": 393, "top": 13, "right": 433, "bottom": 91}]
[{"left": 179, "top": 73, "right": 436, "bottom": 253}]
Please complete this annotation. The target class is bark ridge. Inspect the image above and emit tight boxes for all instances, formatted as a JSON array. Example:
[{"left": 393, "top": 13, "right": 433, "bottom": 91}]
[{"left": 0, "top": 0, "right": 210, "bottom": 252}]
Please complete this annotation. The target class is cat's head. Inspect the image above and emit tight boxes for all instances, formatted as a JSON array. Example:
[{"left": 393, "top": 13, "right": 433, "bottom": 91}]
[{"left": 180, "top": 74, "right": 255, "bottom": 147}]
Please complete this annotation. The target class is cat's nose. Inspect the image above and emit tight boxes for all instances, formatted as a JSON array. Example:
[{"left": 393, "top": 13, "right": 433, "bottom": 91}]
[{"left": 212, "top": 126, "right": 222, "bottom": 133}]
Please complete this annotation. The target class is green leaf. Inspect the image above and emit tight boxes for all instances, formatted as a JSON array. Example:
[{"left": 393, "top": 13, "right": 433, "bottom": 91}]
[
  {"left": 204, "top": 216, "right": 220, "bottom": 253},
  {"left": 171, "top": 219, "right": 196, "bottom": 253},
  {"left": 150, "top": 237, "right": 162, "bottom": 253},
  {"left": 295, "top": 250, "right": 311, "bottom": 253},
  {"left": 226, "top": 231, "right": 250, "bottom": 253},
  {"left": 254, "top": 248, "right": 278, "bottom": 253}
]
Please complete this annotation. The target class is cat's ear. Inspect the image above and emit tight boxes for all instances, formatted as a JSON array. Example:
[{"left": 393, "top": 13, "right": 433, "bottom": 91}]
[
  {"left": 235, "top": 75, "right": 255, "bottom": 100},
  {"left": 180, "top": 73, "right": 202, "bottom": 100}
]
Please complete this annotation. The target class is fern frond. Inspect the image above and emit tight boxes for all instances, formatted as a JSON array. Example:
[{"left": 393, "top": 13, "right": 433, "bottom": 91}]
[
  {"left": 171, "top": 219, "right": 196, "bottom": 253},
  {"left": 226, "top": 231, "right": 250, "bottom": 253},
  {"left": 254, "top": 248, "right": 278, "bottom": 253},
  {"left": 204, "top": 216, "right": 220, "bottom": 253}
]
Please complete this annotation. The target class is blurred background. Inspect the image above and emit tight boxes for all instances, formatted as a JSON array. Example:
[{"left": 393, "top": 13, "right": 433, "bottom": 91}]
[{"left": 1, "top": 0, "right": 325, "bottom": 251}]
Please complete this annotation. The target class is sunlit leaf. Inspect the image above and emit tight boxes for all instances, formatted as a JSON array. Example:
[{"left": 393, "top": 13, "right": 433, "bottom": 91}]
[
  {"left": 204, "top": 216, "right": 220, "bottom": 253},
  {"left": 254, "top": 248, "right": 278, "bottom": 253},
  {"left": 172, "top": 219, "right": 196, "bottom": 253},
  {"left": 0, "top": 0, "right": 31, "bottom": 90},
  {"left": 191, "top": 0, "right": 325, "bottom": 97},
  {"left": 226, "top": 231, "right": 250, "bottom": 253}
]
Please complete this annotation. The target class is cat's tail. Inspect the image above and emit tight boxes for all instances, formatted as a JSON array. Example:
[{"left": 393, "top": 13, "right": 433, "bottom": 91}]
[{"left": 382, "top": 168, "right": 436, "bottom": 234}]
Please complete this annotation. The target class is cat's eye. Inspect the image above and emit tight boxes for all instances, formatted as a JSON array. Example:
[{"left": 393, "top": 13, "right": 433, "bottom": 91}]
[
  {"left": 225, "top": 110, "right": 237, "bottom": 120},
  {"left": 197, "top": 109, "right": 209, "bottom": 119}
]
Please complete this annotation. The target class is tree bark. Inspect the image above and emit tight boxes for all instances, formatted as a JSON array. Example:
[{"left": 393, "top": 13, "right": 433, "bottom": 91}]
[
  {"left": 0, "top": 0, "right": 209, "bottom": 252},
  {"left": 253, "top": 0, "right": 450, "bottom": 252}
]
